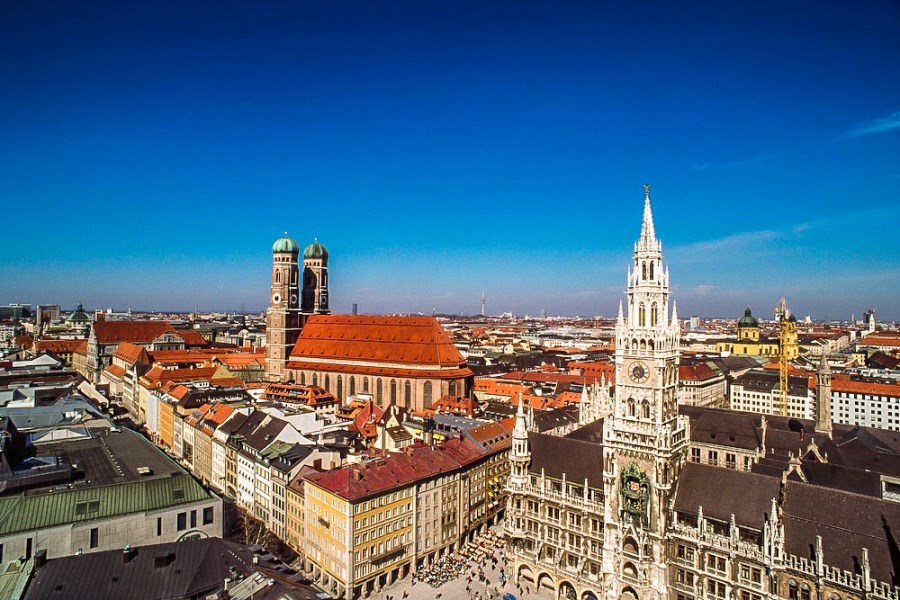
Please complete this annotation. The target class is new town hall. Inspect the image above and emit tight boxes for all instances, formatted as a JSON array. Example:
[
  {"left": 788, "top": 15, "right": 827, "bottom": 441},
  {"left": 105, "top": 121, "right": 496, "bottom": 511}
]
[{"left": 505, "top": 187, "right": 899, "bottom": 600}]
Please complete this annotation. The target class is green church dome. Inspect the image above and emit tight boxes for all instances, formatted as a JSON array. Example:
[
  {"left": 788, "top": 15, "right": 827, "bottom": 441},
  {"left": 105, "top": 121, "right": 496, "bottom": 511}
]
[
  {"left": 272, "top": 233, "right": 300, "bottom": 254},
  {"left": 304, "top": 238, "right": 329, "bottom": 260},
  {"left": 738, "top": 306, "right": 759, "bottom": 328}
]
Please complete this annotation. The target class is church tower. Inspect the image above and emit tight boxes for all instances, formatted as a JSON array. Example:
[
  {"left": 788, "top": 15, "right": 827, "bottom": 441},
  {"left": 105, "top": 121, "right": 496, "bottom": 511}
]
[
  {"left": 266, "top": 233, "right": 302, "bottom": 382},
  {"left": 301, "top": 238, "right": 330, "bottom": 316},
  {"left": 602, "top": 185, "right": 689, "bottom": 599},
  {"left": 505, "top": 394, "right": 532, "bottom": 541},
  {"left": 815, "top": 351, "right": 832, "bottom": 438}
]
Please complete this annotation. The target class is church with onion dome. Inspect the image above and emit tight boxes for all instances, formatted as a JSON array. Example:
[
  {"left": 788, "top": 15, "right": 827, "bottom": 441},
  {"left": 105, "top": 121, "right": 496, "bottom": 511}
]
[
  {"left": 715, "top": 306, "right": 798, "bottom": 358},
  {"left": 265, "top": 233, "right": 331, "bottom": 381}
]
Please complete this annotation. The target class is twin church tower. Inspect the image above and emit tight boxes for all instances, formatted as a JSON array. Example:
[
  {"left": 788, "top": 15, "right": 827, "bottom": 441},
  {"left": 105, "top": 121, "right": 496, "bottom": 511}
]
[{"left": 265, "top": 234, "right": 330, "bottom": 381}]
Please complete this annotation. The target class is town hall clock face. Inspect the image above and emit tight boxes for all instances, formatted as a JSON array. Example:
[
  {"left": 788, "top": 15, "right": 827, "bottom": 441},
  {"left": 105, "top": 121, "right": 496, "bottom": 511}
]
[{"left": 629, "top": 361, "right": 650, "bottom": 383}]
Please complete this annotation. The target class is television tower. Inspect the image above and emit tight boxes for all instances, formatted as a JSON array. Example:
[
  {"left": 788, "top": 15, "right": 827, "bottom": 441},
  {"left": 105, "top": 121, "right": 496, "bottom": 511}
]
[{"left": 481, "top": 290, "right": 485, "bottom": 316}]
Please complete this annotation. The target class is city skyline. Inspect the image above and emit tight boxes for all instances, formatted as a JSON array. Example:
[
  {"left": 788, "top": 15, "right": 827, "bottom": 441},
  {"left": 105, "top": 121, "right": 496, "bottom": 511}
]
[{"left": 2, "top": 1, "right": 899, "bottom": 320}]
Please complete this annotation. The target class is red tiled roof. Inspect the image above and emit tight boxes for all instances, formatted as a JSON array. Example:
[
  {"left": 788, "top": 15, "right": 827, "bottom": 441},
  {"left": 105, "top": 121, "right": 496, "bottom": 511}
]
[
  {"left": 306, "top": 436, "right": 491, "bottom": 501},
  {"left": 92, "top": 320, "right": 175, "bottom": 344},
  {"left": 147, "top": 349, "right": 220, "bottom": 365},
  {"left": 34, "top": 339, "right": 86, "bottom": 354},
  {"left": 679, "top": 362, "right": 719, "bottom": 382},
  {"left": 177, "top": 330, "right": 210, "bottom": 347},
  {"left": 502, "top": 371, "right": 592, "bottom": 385},
  {"left": 214, "top": 353, "right": 266, "bottom": 367},
  {"left": 290, "top": 315, "right": 466, "bottom": 366}
]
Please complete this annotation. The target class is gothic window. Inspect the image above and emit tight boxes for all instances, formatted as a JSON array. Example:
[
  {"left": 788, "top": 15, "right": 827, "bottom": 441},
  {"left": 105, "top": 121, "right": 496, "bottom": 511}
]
[
  {"left": 641, "top": 262, "right": 647, "bottom": 280},
  {"left": 641, "top": 400, "right": 650, "bottom": 419},
  {"left": 300, "top": 372, "right": 306, "bottom": 385},
  {"left": 324, "top": 374, "right": 330, "bottom": 390},
  {"left": 640, "top": 339, "right": 646, "bottom": 351},
  {"left": 649, "top": 261, "right": 654, "bottom": 280},
  {"left": 627, "top": 398, "right": 636, "bottom": 417},
  {"left": 639, "top": 303, "right": 646, "bottom": 327},
  {"left": 632, "top": 338, "right": 638, "bottom": 350},
  {"left": 312, "top": 373, "right": 318, "bottom": 386},
  {"left": 363, "top": 377, "right": 369, "bottom": 393},
  {"left": 651, "top": 302, "right": 658, "bottom": 326},
  {"left": 337, "top": 376, "right": 343, "bottom": 399},
  {"left": 424, "top": 381, "right": 433, "bottom": 408},
  {"left": 349, "top": 377, "right": 356, "bottom": 396},
  {"left": 275, "top": 270, "right": 281, "bottom": 284},
  {"left": 376, "top": 379, "right": 383, "bottom": 404},
  {"left": 404, "top": 381, "right": 411, "bottom": 407},
  {"left": 390, "top": 379, "right": 397, "bottom": 404}
]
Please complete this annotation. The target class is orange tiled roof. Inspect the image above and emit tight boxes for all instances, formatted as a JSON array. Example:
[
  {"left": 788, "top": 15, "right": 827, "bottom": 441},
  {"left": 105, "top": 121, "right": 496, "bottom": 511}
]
[
  {"left": 140, "top": 365, "right": 220, "bottom": 389},
  {"left": 831, "top": 374, "right": 900, "bottom": 397},
  {"left": 113, "top": 341, "right": 149, "bottom": 365},
  {"left": 214, "top": 353, "right": 265, "bottom": 367},
  {"left": 147, "top": 349, "right": 220, "bottom": 365},
  {"left": 104, "top": 364, "right": 126, "bottom": 378},
  {"left": 92, "top": 320, "right": 174, "bottom": 344},
  {"left": 862, "top": 336, "right": 900, "bottom": 347},
  {"left": 286, "top": 360, "right": 471, "bottom": 379},
  {"left": 290, "top": 315, "right": 466, "bottom": 366}
]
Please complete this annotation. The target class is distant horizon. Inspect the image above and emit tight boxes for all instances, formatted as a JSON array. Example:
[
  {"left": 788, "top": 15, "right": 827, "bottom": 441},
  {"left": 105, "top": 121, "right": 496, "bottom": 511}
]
[
  {"left": 21, "top": 303, "right": 893, "bottom": 325},
  {"left": 2, "top": 1, "right": 898, "bottom": 320}
]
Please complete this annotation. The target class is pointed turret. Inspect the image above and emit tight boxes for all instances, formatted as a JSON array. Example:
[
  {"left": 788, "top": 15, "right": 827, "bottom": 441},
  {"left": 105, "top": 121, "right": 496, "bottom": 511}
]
[
  {"left": 671, "top": 301, "right": 678, "bottom": 327},
  {"left": 617, "top": 299, "right": 625, "bottom": 327}
]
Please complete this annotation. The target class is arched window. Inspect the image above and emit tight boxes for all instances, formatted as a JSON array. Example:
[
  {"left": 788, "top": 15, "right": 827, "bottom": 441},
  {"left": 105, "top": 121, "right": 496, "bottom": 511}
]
[
  {"left": 650, "top": 302, "right": 658, "bottom": 327},
  {"left": 390, "top": 379, "right": 397, "bottom": 404},
  {"left": 274, "top": 270, "right": 281, "bottom": 283},
  {"left": 349, "top": 376, "right": 356, "bottom": 396},
  {"left": 627, "top": 398, "right": 636, "bottom": 417},
  {"left": 642, "top": 400, "right": 651, "bottom": 419},
  {"left": 312, "top": 373, "right": 318, "bottom": 386},
  {"left": 639, "top": 339, "right": 646, "bottom": 351},
  {"left": 641, "top": 262, "right": 647, "bottom": 280},
  {"left": 376, "top": 379, "right": 383, "bottom": 404},
  {"left": 649, "top": 261, "right": 654, "bottom": 280},
  {"left": 337, "top": 375, "right": 343, "bottom": 399},
  {"left": 424, "top": 381, "right": 433, "bottom": 408},
  {"left": 324, "top": 374, "right": 330, "bottom": 390},
  {"left": 362, "top": 377, "right": 369, "bottom": 393},
  {"left": 404, "top": 381, "right": 411, "bottom": 407},
  {"left": 639, "top": 302, "right": 646, "bottom": 327},
  {"left": 300, "top": 372, "right": 306, "bottom": 385}
]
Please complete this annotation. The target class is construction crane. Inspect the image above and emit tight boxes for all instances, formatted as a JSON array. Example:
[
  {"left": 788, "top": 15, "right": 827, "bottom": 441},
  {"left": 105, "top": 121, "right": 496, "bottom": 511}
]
[{"left": 774, "top": 296, "right": 796, "bottom": 417}]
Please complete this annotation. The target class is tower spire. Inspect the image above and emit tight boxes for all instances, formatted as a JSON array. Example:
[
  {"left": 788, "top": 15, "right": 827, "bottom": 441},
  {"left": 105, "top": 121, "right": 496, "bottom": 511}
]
[{"left": 640, "top": 183, "right": 656, "bottom": 244}]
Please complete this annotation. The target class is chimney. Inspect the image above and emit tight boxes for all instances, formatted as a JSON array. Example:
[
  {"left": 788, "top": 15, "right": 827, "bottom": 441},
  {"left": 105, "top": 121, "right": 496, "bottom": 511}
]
[
  {"left": 34, "top": 549, "right": 47, "bottom": 569},
  {"left": 122, "top": 545, "right": 135, "bottom": 564}
]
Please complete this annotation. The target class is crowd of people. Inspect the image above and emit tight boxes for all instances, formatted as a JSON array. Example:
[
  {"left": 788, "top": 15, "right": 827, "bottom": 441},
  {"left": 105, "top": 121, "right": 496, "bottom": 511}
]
[{"left": 411, "top": 528, "right": 509, "bottom": 591}]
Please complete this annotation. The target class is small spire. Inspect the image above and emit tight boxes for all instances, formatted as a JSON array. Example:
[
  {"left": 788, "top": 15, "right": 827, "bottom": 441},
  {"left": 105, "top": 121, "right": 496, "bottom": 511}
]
[
  {"left": 640, "top": 183, "right": 657, "bottom": 243},
  {"left": 818, "top": 350, "right": 830, "bottom": 374},
  {"left": 284, "top": 231, "right": 288, "bottom": 237},
  {"left": 617, "top": 299, "right": 624, "bottom": 326},
  {"left": 671, "top": 301, "right": 678, "bottom": 326}
]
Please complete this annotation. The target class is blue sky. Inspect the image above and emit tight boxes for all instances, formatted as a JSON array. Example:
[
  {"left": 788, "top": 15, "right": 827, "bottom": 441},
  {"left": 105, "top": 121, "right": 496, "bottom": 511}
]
[{"left": 1, "top": 1, "right": 898, "bottom": 320}]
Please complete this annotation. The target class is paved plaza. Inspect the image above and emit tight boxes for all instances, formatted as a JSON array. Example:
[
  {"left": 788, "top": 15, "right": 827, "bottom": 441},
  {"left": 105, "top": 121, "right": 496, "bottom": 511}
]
[{"left": 367, "top": 528, "right": 554, "bottom": 600}]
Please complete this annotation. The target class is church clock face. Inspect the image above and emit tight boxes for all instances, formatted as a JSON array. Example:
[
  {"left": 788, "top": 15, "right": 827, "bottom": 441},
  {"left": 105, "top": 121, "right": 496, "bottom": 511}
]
[
  {"left": 629, "top": 361, "right": 650, "bottom": 383},
  {"left": 272, "top": 293, "right": 281, "bottom": 304}
]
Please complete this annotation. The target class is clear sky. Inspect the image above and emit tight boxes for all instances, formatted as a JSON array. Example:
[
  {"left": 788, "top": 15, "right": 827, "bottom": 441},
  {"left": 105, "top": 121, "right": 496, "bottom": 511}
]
[{"left": 1, "top": 1, "right": 898, "bottom": 320}]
